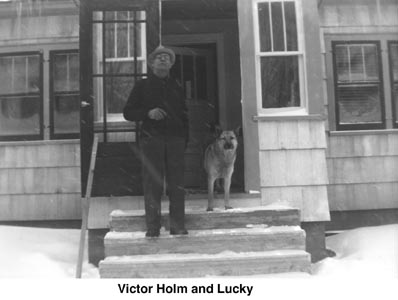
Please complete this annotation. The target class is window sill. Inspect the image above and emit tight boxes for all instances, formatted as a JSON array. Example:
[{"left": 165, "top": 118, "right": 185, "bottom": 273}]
[
  {"left": 0, "top": 139, "right": 79, "bottom": 147},
  {"left": 253, "top": 114, "right": 326, "bottom": 122},
  {"left": 329, "top": 129, "right": 398, "bottom": 136},
  {"left": 94, "top": 120, "right": 137, "bottom": 132}
]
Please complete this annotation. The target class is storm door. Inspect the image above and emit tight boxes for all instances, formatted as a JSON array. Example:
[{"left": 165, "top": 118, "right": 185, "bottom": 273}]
[{"left": 79, "top": 0, "right": 159, "bottom": 196}]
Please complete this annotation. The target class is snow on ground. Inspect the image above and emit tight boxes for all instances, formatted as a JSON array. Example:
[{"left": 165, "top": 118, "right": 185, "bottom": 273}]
[
  {"left": 0, "top": 224, "right": 397, "bottom": 279},
  {"left": 0, "top": 226, "right": 99, "bottom": 278},
  {"left": 313, "top": 224, "right": 398, "bottom": 278}
]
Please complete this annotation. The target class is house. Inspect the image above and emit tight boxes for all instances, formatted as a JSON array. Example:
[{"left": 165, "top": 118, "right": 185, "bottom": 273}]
[{"left": 0, "top": 0, "right": 397, "bottom": 264}]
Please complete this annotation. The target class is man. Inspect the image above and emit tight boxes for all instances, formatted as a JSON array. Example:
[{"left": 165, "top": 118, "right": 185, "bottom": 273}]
[{"left": 123, "top": 46, "right": 189, "bottom": 237}]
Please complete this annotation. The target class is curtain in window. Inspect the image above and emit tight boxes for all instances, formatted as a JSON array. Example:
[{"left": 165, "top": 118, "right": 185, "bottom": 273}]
[{"left": 0, "top": 54, "right": 42, "bottom": 139}]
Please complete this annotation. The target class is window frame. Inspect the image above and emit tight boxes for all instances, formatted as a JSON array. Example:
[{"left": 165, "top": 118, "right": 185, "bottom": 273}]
[
  {"left": 331, "top": 40, "right": 386, "bottom": 131},
  {"left": 252, "top": 0, "right": 308, "bottom": 115},
  {"left": 49, "top": 49, "right": 80, "bottom": 140},
  {"left": 325, "top": 34, "right": 397, "bottom": 132},
  {"left": 0, "top": 51, "right": 44, "bottom": 141},
  {"left": 388, "top": 40, "right": 398, "bottom": 129}
]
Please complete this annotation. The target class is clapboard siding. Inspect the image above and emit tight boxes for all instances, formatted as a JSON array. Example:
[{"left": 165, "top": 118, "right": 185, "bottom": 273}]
[
  {"left": 259, "top": 120, "right": 326, "bottom": 150},
  {"left": 328, "top": 182, "right": 398, "bottom": 211},
  {"left": 0, "top": 167, "right": 80, "bottom": 195},
  {"left": 326, "top": 133, "right": 398, "bottom": 211},
  {"left": 0, "top": 141, "right": 80, "bottom": 168},
  {"left": 0, "top": 193, "right": 81, "bottom": 221},
  {"left": 0, "top": 141, "right": 81, "bottom": 220}
]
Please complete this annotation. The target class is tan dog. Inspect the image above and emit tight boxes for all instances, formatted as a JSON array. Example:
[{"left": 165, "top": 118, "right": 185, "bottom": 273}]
[{"left": 204, "top": 127, "right": 239, "bottom": 211}]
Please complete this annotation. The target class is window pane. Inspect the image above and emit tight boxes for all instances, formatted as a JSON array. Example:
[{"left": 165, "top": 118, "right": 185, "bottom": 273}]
[
  {"left": 271, "top": 2, "right": 284, "bottom": 51},
  {"left": 390, "top": 43, "right": 398, "bottom": 81},
  {"left": 183, "top": 55, "right": 194, "bottom": 99},
  {"left": 0, "top": 96, "right": 40, "bottom": 136},
  {"left": 260, "top": 56, "right": 300, "bottom": 108},
  {"left": 338, "top": 85, "right": 382, "bottom": 124},
  {"left": 196, "top": 56, "right": 207, "bottom": 100},
  {"left": 106, "top": 76, "right": 136, "bottom": 114},
  {"left": 258, "top": 2, "right": 272, "bottom": 52},
  {"left": 53, "top": 53, "right": 79, "bottom": 92},
  {"left": 0, "top": 57, "right": 13, "bottom": 94},
  {"left": 53, "top": 94, "right": 80, "bottom": 135},
  {"left": 334, "top": 42, "right": 383, "bottom": 128},
  {"left": 389, "top": 42, "right": 398, "bottom": 125},
  {"left": 336, "top": 44, "right": 379, "bottom": 82},
  {"left": 105, "top": 61, "right": 144, "bottom": 74},
  {"left": 129, "top": 22, "right": 143, "bottom": 57},
  {"left": 284, "top": 1, "right": 298, "bottom": 51},
  {"left": 117, "top": 22, "right": 128, "bottom": 58},
  {"left": 105, "top": 23, "right": 116, "bottom": 58}
]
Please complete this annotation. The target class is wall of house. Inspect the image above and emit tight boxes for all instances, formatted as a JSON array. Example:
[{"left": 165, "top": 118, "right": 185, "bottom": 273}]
[
  {"left": 319, "top": 0, "right": 398, "bottom": 212},
  {"left": 0, "top": 140, "right": 81, "bottom": 220},
  {"left": 0, "top": 3, "right": 81, "bottom": 221}
]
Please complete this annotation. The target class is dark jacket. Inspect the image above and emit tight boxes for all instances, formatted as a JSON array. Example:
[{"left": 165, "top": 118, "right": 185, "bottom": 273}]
[{"left": 123, "top": 74, "right": 189, "bottom": 143}]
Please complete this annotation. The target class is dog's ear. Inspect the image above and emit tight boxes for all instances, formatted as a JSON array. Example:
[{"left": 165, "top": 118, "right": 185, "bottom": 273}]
[
  {"left": 214, "top": 124, "right": 223, "bottom": 137},
  {"left": 234, "top": 126, "right": 242, "bottom": 137}
]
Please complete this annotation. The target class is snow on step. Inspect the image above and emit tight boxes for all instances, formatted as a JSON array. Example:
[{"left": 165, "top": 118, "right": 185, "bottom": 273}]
[
  {"left": 104, "top": 226, "right": 306, "bottom": 257},
  {"left": 109, "top": 207, "right": 300, "bottom": 232},
  {"left": 99, "top": 250, "right": 311, "bottom": 278}
]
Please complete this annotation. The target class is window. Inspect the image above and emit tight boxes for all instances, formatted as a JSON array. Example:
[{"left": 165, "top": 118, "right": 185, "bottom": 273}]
[
  {"left": 50, "top": 50, "right": 80, "bottom": 139},
  {"left": 332, "top": 42, "right": 385, "bottom": 130},
  {"left": 328, "top": 38, "right": 398, "bottom": 131},
  {"left": 254, "top": 0, "right": 305, "bottom": 112},
  {"left": 92, "top": 10, "right": 147, "bottom": 125},
  {"left": 389, "top": 41, "right": 398, "bottom": 128},
  {"left": 0, "top": 52, "right": 43, "bottom": 140}
]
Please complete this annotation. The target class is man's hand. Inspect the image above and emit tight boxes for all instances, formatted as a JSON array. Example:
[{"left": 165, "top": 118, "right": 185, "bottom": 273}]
[{"left": 148, "top": 108, "right": 167, "bottom": 120}]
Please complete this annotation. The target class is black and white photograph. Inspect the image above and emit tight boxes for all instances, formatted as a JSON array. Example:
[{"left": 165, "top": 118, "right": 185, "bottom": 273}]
[{"left": 0, "top": 0, "right": 397, "bottom": 298}]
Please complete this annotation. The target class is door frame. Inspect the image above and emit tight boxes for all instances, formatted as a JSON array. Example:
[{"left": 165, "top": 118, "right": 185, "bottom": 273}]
[
  {"left": 79, "top": 0, "right": 160, "bottom": 196},
  {"left": 164, "top": 33, "right": 228, "bottom": 129}
]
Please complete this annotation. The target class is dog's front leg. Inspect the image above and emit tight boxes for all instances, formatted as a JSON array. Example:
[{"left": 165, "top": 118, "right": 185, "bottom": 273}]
[
  {"left": 207, "top": 176, "right": 216, "bottom": 212},
  {"left": 223, "top": 175, "right": 233, "bottom": 210}
]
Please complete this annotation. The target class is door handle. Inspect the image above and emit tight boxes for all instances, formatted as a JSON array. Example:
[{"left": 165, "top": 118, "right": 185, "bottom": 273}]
[{"left": 81, "top": 101, "right": 91, "bottom": 108}]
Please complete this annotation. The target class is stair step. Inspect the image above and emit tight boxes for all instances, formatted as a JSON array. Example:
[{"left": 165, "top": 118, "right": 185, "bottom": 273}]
[
  {"left": 99, "top": 250, "right": 311, "bottom": 278},
  {"left": 104, "top": 226, "right": 305, "bottom": 257},
  {"left": 109, "top": 207, "right": 300, "bottom": 232}
]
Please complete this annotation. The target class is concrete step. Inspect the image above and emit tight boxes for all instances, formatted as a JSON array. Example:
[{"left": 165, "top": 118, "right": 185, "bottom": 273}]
[
  {"left": 104, "top": 226, "right": 305, "bottom": 257},
  {"left": 109, "top": 207, "right": 300, "bottom": 232},
  {"left": 99, "top": 250, "right": 311, "bottom": 278}
]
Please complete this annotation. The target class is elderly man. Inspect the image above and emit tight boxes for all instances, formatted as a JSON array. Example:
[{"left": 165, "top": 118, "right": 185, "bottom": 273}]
[{"left": 123, "top": 46, "right": 189, "bottom": 237}]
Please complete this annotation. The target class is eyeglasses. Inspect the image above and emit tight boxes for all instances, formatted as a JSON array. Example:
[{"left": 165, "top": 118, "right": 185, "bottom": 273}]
[{"left": 154, "top": 54, "right": 171, "bottom": 61}]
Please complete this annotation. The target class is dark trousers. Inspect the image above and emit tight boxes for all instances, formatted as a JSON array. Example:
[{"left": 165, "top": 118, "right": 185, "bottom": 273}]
[{"left": 140, "top": 135, "right": 186, "bottom": 231}]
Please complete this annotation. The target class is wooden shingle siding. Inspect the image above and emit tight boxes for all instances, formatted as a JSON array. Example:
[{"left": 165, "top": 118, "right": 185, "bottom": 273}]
[
  {"left": 320, "top": 0, "right": 398, "bottom": 28},
  {"left": 261, "top": 185, "right": 330, "bottom": 222},
  {"left": 0, "top": 193, "right": 81, "bottom": 220},
  {"left": 0, "top": 141, "right": 81, "bottom": 221},
  {"left": 259, "top": 120, "right": 327, "bottom": 150},
  {"left": 328, "top": 182, "right": 398, "bottom": 211},
  {"left": 260, "top": 149, "right": 328, "bottom": 187},
  {"left": 327, "top": 133, "right": 398, "bottom": 158},
  {"left": 326, "top": 133, "right": 398, "bottom": 211},
  {"left": 258, "top": 119, "right": 330, "bottom": 222}
]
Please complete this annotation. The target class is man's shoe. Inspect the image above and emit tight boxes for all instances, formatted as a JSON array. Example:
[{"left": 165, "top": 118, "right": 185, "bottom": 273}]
[
  {"left": 145, "top": 229, "right": 160, "bottom": 237},
  {"left": 170, "top": 228, "right": 188, "bottom": 235}
]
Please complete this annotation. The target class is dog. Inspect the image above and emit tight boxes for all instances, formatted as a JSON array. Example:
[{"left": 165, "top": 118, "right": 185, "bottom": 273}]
[{"left": 204, "top": 126, "right": 240, "bottom": 211}]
